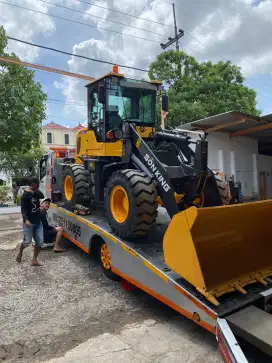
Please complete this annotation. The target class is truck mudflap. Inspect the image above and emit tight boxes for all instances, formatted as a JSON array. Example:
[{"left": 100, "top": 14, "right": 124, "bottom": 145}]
[{"left": 217, "top": 318, "right": 248, "bottom": 363}]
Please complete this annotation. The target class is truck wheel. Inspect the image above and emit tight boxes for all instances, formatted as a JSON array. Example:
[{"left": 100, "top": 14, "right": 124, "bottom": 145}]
[
  {"left": 203, "top": 170, "right": 230, "bottom": 207},
  {"left": 99, "top": 242, "right": 121, "bottom": 281},
  {"left": 62, "top": 164, "right": 89, "bottom": 209},
  {"left": 104, "top": 169, "right": 158, "bottom": 238}
]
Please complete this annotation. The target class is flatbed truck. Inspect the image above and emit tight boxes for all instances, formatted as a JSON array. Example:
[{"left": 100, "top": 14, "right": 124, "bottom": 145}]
[{"left": 47, "top": 202, "right": 272, "bottom": 363}]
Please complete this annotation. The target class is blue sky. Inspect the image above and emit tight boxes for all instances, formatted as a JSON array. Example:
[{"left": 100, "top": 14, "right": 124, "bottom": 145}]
[{"left": 1, "top": 0, "right": 272, "bottom": 128}]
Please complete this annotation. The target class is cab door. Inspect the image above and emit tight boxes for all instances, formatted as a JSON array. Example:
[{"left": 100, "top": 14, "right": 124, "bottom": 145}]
[{"left": 39, "top": 154, "right": 51, "bottom": 198}]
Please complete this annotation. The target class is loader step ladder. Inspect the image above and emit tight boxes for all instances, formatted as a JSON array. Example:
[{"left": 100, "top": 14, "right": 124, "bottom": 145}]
[{"left": 226, "top": 305, "right": 272, "bottom": 357}]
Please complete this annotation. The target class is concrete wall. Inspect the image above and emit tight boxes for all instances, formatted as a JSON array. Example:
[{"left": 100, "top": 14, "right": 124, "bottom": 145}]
[
  {"left": 41, "top": 128, "right": 77, "bottom": 150},
  {"left": 211, "top": 133, "right": 257, "bottom": 198},
  {"left": 187, "top": 131, "right": 272, "bottom": 199}
]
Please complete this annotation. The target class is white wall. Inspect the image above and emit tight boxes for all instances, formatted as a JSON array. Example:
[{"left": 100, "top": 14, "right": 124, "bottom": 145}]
[
  {"left": 0, "top": 172, "right": 12, "bottom": 187},
  {"left": 188, "top": 132, "right": 259, "bottom": 198},
  {"left": 41, "top": 128, "right": 77, "bottom": 150}
]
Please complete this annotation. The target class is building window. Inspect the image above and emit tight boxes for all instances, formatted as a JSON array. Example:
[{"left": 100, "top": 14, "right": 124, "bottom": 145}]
[
  {"left": 64, "top": 134, "right": 69, "bottom": 145},
  {"left": 47, "top": 132, "right": 52, "bottom": 144}
]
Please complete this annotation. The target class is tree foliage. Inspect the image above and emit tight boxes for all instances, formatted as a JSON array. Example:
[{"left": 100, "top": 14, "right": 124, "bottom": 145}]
[
  {"left": 148, "top": 50, "right": 261, "bottom": 126},
  {"left": 0, "top": 148, "right": 44, "bottom": 181},
  {"left": 0, "top": 186, "right": 10, "bottom": 202},
  {"left": 0, "top": 26, "right": 47, "bottom": 153}
]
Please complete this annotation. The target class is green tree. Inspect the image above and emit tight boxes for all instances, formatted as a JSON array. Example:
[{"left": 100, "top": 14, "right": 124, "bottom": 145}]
[
  {"left": 0, "top": 148, "right": 44, "bottom": 181},
  {"left": 148, "top": 50, "right": 261, "bottom": 127},
  {"left": 0, "top": 186, "right": 10, "bottom": 202},
  {"left": 0, "top": 26, "right": 46, "bottom": 153}
]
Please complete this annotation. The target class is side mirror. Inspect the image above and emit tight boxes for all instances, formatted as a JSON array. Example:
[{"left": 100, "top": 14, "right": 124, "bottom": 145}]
[
  {"left": 162, "top": 94, "right": 169, "bottom": 112},
  {"left": 106, "top": 128, "right": 123, "bottom": 141},
  {"left": 113, "top": 128, "right": 123, "bottom": 140},
  {"left": 98, "top": 84, "right": 105, "bottom": 104}
]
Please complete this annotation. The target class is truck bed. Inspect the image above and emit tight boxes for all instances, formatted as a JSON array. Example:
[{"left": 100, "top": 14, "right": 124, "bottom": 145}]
[{"left": 52, "top": 204, "right": 272, "bottom": 318}]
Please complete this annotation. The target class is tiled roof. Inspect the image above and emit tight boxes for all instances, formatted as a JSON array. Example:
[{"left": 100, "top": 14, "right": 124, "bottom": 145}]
[
  {"left": 43, "top": 122, "right": 86, "bottom": 131},
  {"left": 73, "top": 123, "right": 85, "bottom": 131},
  {"left": 43, "top": 122, "right": 67, "bottom": 129}
]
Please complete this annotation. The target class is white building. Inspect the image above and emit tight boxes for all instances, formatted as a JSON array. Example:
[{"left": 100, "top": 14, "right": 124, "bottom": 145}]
[
  {"left": 0, "top": 172, "right": 11, "bottom": 186},
  {"left": 178, "top": 111, "right": 272, "bottom": 200},
  {"left": 0, "top": 122, "right": 85, "bottom": 188},
  {"left": 42, "top": 122, "right": 85, "bottom": 150}
]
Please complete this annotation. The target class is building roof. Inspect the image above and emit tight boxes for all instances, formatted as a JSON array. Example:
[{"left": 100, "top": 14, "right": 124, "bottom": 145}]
[
  {"left": 43, "top": 121, "right": 67, "bottom": 129},
  {"left": 43, "top": 121, "right": 85, "bottom": 131},
  {"left": 177, "top": 111, "right": 272, "bottom": 141},
  {"left": 73, "top": 123, "right": 85, "bottom": 131}
]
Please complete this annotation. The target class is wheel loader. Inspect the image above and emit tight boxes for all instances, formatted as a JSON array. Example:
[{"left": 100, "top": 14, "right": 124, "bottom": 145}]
[
  {"left": 46, "top": 66, "right": 272, "bottom": 304},
  {"left": 57, "top": 66, "right": 228, "bottom": 236}
]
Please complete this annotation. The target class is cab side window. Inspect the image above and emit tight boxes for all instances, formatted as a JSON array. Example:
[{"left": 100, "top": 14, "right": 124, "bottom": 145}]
[
  {"left": 40, "top": 156, "right": 48, "bottom": 180},
  {"left": 88, "top": 86, "right": 104, "bottom": 141}
]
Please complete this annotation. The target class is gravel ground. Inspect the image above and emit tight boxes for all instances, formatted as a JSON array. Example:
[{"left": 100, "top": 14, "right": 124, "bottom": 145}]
[{"left": 0, "top": 213, "right": 270, "bottom": 363}]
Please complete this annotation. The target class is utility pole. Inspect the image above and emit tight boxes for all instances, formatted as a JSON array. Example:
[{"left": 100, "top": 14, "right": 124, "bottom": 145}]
[
  {"left": 172, "top": 3, "right": 179, "bottom": 51},
  {"left": 160, "top": 3, "right": 184, "bottom": 51}
]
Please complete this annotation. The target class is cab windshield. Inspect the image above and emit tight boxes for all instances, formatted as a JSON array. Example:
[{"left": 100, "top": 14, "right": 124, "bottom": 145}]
[{"left": 106, "top": 78, "right": 156, "bottom": 128}]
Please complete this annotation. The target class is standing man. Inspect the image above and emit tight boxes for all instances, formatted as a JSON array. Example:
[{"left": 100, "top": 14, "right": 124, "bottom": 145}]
[
  {"left": 16, "top": 177, "right": 44, "bottom": 266},
  {"left": 40, "top": 198, "right": 66, "bottom": 252}
]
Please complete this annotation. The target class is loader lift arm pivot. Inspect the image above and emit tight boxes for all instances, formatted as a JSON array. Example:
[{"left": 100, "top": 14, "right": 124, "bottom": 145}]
[{"left": 122, "top": 122, "right": 209, "bottom": 218}]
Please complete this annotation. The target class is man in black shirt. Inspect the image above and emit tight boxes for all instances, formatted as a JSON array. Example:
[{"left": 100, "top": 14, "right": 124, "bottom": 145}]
[
  {"left": 16, "top": 177, "right": 44, "bottom": 266},
  {"left": 40, "top": 198, "right": 65, "bottom": 252}
]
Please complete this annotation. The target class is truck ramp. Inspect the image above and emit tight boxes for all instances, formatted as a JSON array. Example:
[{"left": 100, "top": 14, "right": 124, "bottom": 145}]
[{"left": 226, "top": 306, "right": 272, "bottom": 357}]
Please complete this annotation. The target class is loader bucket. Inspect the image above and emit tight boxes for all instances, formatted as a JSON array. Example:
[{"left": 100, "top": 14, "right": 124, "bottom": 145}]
[{"left": 163, "top": 200, "right": 272, "bottom": 304}]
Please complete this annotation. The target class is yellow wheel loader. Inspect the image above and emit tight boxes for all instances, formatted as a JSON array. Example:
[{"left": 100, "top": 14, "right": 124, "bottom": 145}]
[
  {"left": 46, "top": 66, "right": 272, "bottom": 304},
  {"left": 57, "top": 67, "right": 228, "bottom": 237}
]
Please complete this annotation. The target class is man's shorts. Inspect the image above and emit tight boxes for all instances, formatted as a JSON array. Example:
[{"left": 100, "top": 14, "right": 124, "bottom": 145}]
[
  {"left": 44, "top": 228, "right": 57, "bottom": 244},
  {"left": 22, "top": 222, "right": 44, "bottom": 247}
]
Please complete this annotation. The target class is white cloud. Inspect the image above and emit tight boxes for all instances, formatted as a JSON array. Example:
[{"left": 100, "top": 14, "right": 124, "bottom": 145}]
[
  {"left": 83, "top": 1, "right": 110, "bottom": 28},
  {"left": 1, "top": 0, "right": 56, "bottom": 61},
  {"left": 51, "top": 0, "right": 272, "bottom": 116},
  {"left": 55, "top": 0, "right": 173, "bottom": 115},
  {"left": 54, "top": 77, "right": 87, "bottom": 118},
  {"left": 179, "top": 0, "right": 272, "bottom": 76},
  {"left": 186, "top": 12, "right": 242, "bottom": 54},
  {"left": 1, "top": 0, "right": 86, "bottom": 61}
]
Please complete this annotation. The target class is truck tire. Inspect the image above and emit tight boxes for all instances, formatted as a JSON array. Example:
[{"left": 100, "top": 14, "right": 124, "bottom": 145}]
[
  {"left": 99, "top": 242, "right": 121, "bottom": 281},
  {"left": 62, "top": 164, "right": 89, "bottom": 209},
  {"left": 105, "top": 169, "right": 158, "bottom": 238},
  {"left": 203, "top": 170, "right": 230, "bottom": 207}
]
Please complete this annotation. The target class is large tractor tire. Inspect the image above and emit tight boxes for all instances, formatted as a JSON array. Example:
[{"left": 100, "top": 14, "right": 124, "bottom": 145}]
[
  {"left": 105, "top": 169, "right": 158, "bottom": 238},
  {"left": 62, "top": 164, "right": 90, "bottom": 209},
  {"left": 203, "top": 170, "right": 230, "bottom": 207}
]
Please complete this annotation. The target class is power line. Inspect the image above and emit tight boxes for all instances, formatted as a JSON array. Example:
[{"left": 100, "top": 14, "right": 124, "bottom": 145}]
[
  {"left": 77, "top": 0, "right": 174, "bottom": 28},
  {"left": 47, "top": 98, "right": 86, "bottom": 105},
  {"left": 7, "top": 37, "right": 149, "bottom": 73},
  {"left": 47, "top": 114, "right": 85, "bottom": 122},
  {"left": 4, "top": 2, "right": 271, "bottom": 99},
  {"left": 0, "top": 1, "right": 162, "bottom": 44},
  {"left": 36, "top": 0, "right": 167, "bottom": 38},
  {"left": 6, "top": 37, "right": 271, "bottom": 100},
  {"left": 159, "top": 0, "right": 176, "bottom": 4},
  {"left": 172, "top": 2, "right": 272, "bottom": 95},
  {"left": 47, "top": 99, "right": 87, "bottom": 107},
  {"left": 183, "top": 31, "right": 272, "bottom": 98}
]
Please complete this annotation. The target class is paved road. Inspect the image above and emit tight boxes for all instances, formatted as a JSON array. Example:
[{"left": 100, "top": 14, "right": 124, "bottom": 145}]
[
  {"left": 0, "top": 206, "right": 20, "bottom": 215},
  {"left": 0, "top": 213, "right": 271, "bottom": 363}
]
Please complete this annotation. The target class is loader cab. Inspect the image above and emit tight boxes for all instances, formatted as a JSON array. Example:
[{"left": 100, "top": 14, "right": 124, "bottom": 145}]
[{"left": 86, "top": 66, "right": 163, "bottom": 142}]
